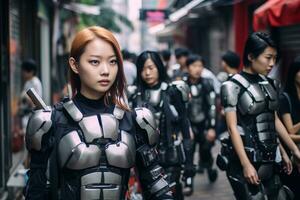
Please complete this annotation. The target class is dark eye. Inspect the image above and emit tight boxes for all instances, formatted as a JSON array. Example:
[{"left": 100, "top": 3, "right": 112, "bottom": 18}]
[
  {"left": 110, "top": 59, "right": 117, "bottom": 65},
  {"left": 89, "top": 60, "right": 100, "bottom": 66}
]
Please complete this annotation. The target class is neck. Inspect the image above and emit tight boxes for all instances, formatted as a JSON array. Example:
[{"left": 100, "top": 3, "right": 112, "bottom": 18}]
[
  {"left": 80, "top": 88, "right": 104, "bottom": 100},
  {"left": 243, "top": 67, "right": 257, "bottom": 75},
  {"left": 189, "top": 76, "right": 199, "bottom": 84},
  {"left": 227, "top": 68, "right": 238, "bottom": 75}
]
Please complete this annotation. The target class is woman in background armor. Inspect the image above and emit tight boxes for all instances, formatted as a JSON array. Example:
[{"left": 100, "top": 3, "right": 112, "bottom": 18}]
[
  {"left": 24, "top": 26, "right": 173, "bottom": 200},
  {"left": 133, "top": 51, "right": 194, "bottom": 199},
  {"left": 220, "top": 32, "right": 300, "bottom": 200}
]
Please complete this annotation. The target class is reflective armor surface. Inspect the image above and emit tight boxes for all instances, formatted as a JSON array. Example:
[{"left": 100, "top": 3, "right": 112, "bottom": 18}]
[
  {"left": 186, "top": 77, "right": 216, "bottom": 127},
  {"left": 221, "top": 73, "right": 279, "bottom": 163},
  {"left": 219, "top": 72, "right": 293, "bottom": 200},
  {"left": 134, "top": 81, "right": 193, "bottom": 200},
  {"left": 25, "top": 92, "right": 173, "bottom": 200}
]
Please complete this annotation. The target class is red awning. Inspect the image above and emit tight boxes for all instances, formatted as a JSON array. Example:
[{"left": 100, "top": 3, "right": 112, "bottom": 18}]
[{"left": 253, "top": 0, "right": 300, "bottom": 31}]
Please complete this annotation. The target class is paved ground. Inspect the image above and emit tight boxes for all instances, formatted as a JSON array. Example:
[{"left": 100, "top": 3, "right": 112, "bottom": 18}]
[{"left": 185, "top": 141, "right": 234, "bottom": 200}]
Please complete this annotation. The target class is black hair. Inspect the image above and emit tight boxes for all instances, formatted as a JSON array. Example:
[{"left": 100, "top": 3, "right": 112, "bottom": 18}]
[
  {"left": 160, "top": 49, "right": 171, "bottom": 61},
  {"left": 174, "top": 48, "right": 189, "bottom": 59},
  {"left": 122, "top": 49, "right": 131, "bottom": 60},
  {"left": 186, "top": 54, "right": 205, "bottom": 67},
  {"left": 21, "top": 59, "right": 37, "bottom": 75},
  {"left": 136, "top": 50, "right": 167, "bottom": 91},
  {"left": 285, "top": 56, "right": 300, "bottom": 98},
  {"left": 222, "top": 51, "right": 240, "bottom": 69},
  {"left": 243, "top": 32, "right": 277, "bottom": 67}
]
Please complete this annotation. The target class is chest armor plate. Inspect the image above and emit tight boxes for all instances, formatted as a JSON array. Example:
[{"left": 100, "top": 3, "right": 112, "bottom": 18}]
[
  {"left": 238, "top": 81, "right": 278, "bottom": 115},
  {"left": 145, "top": 87, "right": 163, "bottom": 107},
  {"left": 189, "top": 84, "right": 205, "bottom": 123},
  {"left": 58, "top": 113, "right": 136, "bottom": 170}
]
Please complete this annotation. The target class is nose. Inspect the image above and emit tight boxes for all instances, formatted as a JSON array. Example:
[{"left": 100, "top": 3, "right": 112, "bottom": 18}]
[
  {"left": 270, "top": 57, "right": 276, "bottom": 67},
  {"left": 100, "top": 62, "right": 109, "bottom": 76},
  {"left": 145, "top": 68, "right": 152, "bottom": 75}
]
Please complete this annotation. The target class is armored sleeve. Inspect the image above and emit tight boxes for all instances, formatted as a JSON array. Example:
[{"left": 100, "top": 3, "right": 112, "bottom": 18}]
[
  {"left": 133, "top": 107, "right": 173, "bottom": 200},
  {"left": 168, "top": 83, "right": 193, "bottom": 169},
  {"left": 168, "top": 82, "right": 190, "bottom": 139},
  {"left": 220, "top": 80, "right": 241, "bottom": 113},
  {"left": 204, "top": 78, "right": 217, "bottom": 128},
  {"left": 24, "top": 108, "right": 55, "bottom": 200}
]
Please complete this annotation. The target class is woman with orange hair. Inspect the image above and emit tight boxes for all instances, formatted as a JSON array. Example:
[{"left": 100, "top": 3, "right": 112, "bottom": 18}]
[{"left": 24, "top": 26, "right": 173, "bottom": 200}]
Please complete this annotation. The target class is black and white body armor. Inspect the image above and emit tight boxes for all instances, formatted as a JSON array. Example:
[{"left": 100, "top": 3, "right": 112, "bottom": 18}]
[
  {"left": 185, "top": 77, "right": 216, "bottom": 128},
  {"left": 134, "top": 81, "right": 192, "bottom": 166},
  {"left": 221, "top": 73, "right": 280, "bottom": 163},
  {"left": 25, "top": 94, "right": 173, "bottom": 200}
]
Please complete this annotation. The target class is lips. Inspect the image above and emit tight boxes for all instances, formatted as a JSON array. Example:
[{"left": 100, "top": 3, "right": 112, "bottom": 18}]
[{"left": 98, "top": 80, "right": 110, "bottom": 86}]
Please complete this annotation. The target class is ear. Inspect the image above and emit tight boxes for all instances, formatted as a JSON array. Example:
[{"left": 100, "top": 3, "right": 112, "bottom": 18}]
[
  {"left": 69, "top": 57, "right": 79, "bottom": 74},
  {"left": 247, "top": 54, "right": 254, "bottom": 62}
]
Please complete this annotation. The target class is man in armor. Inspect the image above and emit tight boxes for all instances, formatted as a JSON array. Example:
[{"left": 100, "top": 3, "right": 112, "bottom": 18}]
[{"left": 183, "top": 54, "right": 218, "bottom": 183}]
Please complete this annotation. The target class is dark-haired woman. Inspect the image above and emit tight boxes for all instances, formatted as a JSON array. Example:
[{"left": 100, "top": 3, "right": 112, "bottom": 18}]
[
  {"left": 24, "top": 26, "right": 173, "bottom": 200},
  {"left": 279, "top": 56, "right": 300, "bottom": 199},
  {"left": 220, "top": 32, "right": 300, "bottom": 199},
  {"left": 133, "top": 51, "right": 194, "bottom": 199}
]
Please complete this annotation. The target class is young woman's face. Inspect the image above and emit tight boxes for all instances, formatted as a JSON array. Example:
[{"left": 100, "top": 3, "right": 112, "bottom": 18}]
[
  {"left": 188, "top": 60, "right": 204, "bottom": 80},
  {"left": 70, "top": 38, "right": 118, "bottom": 99},
  {"left": 141, "top": 58, "right": 159, "bottom": 87},
  {"left": 249, "top": 47, "right": 277, "bottom": 76}
]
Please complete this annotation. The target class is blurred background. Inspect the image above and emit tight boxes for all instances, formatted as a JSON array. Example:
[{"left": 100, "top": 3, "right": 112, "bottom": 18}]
[{"left": 1, "top": 0, "right": 300, "bottom": 199}]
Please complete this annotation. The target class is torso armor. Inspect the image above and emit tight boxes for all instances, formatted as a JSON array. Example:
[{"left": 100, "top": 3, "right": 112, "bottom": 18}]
[
  {"left": 221, "top": 72, "right": 280, "bottom": 163},
  {"left": 185, "top": 77, "right": 216, "bottom": 127},
  {"left": 135, "top": 81, "right": 190, "bottom": 167},
  {"left": 59, "top": 100, "right": 135, "bottom": 199},
  {"left": 25, "top": 93, "right": 172, "bottom": 200}
]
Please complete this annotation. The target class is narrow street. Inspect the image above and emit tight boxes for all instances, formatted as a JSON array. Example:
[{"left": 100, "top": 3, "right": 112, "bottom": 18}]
[{"left": 186, "top": 142, "right": 234, "bottom": 200}]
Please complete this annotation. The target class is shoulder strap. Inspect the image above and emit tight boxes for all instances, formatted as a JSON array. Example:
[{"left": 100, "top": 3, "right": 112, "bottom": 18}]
[{"left": 231, "top": 74, "right": 250, "bottom": 89}]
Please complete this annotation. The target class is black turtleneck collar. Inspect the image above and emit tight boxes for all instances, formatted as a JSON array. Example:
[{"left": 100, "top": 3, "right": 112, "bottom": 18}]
[
  {"left": 145, "top": 81, "right": 161, "bottom": 90},
  {"left": 73, "top": 92, "right": 112, "bottom": 115},
  {"left": 240, "top": 71, "right": 263, "bottom": 83}
]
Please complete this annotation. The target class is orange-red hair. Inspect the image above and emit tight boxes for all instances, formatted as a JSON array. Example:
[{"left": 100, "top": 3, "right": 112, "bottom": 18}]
[{"left": 69, "top": 26, "right": 129, "bottom": 110}]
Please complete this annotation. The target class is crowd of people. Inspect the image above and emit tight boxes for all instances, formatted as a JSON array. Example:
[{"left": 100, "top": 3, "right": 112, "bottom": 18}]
[{"left": 22, "top": 26, "right": 300, "bottom": 200}]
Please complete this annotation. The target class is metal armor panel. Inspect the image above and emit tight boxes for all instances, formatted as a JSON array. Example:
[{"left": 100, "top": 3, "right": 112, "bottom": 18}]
[
  {"left": 81, "top": 171, "right": 122, "bottom": 200},
  {"left": 63, "top": 100, "right": 83, "bottom": 122},
  {"left": 171, "top": 80, "right": 190, "bottom": 102},
  {"left": 79, "top": 115, "right": 103, "bottom": 143},
  {"left": 101, "top": 114, "right": 119, "bottom": 140},
  {"left": 260, "top": 80, "right": 279, "bottom": 110},
  {"left": 106, "top": 131, "right": 135, "bottom": 168},
  {"left": 189, "top": 85, "right": 205, "bottom": 123},
  {"left": 221, "top": 81, "right": 240, "bottom": 110},
  {"left": 238, "top": 84, "right": 266, "bottom": 115},
  {"left": 135, "top": 107, "right": 159, "bottom": 146},
  {"left": 145, "top": 87, "right": 163, "bottom": 107},
  {"left": 58, "top": 131, "right": 101, "bottom": 169},
  {"left": 26, "top": 109, "right": 52, "bottom": 151}
]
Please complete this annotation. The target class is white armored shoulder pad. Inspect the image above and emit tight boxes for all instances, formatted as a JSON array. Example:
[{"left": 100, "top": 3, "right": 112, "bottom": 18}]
[
  {"left": 220, "top": 81, "right": 241, "bottom": 109},
  {"left": 135, "top": 107, "right": 159, "bottom": 146},
  {"left": 26, "top": 109, "right": 52, "bottom": 151},
  {"left": 126, "top": 85, "right": 138, "bottom": 99},
  {"left": 171, "top": 80, "right": 190, "bottom": 102}
]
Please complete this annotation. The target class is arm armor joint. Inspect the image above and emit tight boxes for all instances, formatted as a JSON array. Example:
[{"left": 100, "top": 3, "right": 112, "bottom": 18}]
[{"left": 25, "top": 109, "right": 52, "bottom": 151}]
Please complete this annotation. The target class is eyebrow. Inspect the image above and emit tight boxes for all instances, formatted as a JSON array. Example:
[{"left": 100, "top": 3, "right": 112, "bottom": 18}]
[{"left": 89, "top": 55, "right": 117, "bottom": 58}]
